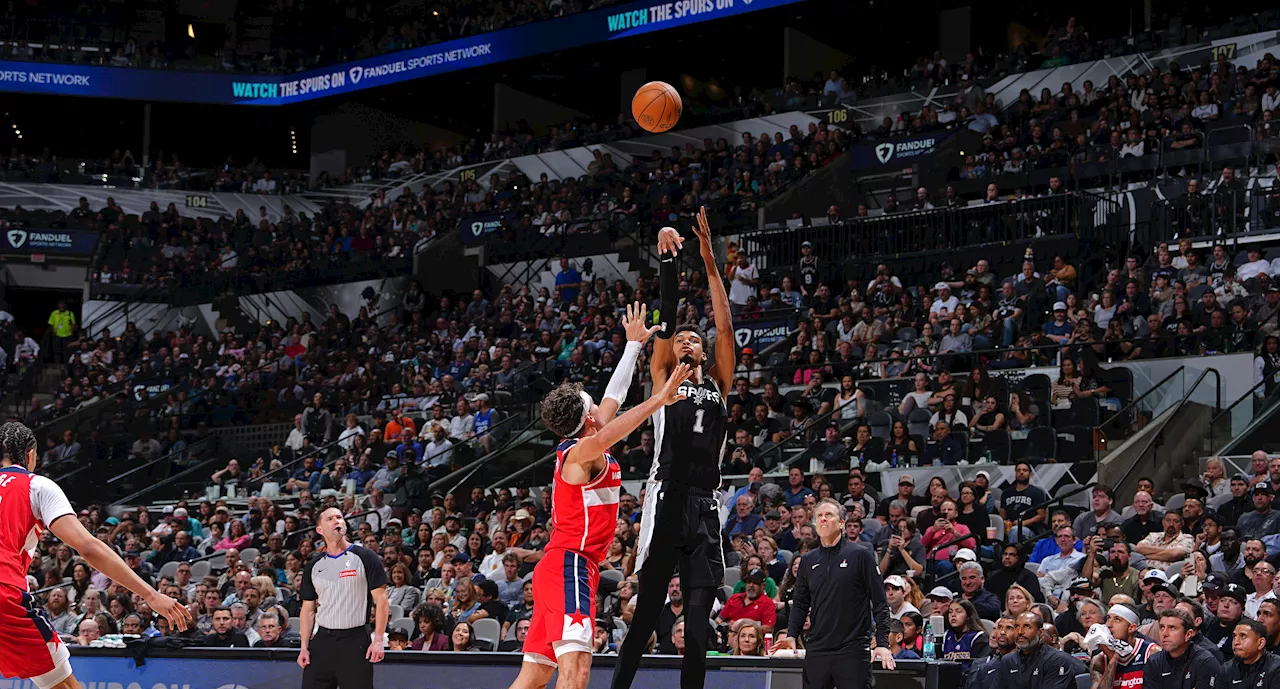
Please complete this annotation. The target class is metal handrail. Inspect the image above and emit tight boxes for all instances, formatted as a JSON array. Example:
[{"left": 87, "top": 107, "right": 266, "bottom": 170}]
[
  {"left": 485, "top": 448, "right": 558, "bottom": 491},
  {"left": 107, "top": 433, "right": 217, "bottom": 484},
  {"left": 428, "top": 415, "right": 548, "bottom": 492},
  {"left": 1093, "top": 365, "right": 1185, "bottom": 437},
  {"left": 1110, "top": 367, "right": 1222, "bottom": 494}
]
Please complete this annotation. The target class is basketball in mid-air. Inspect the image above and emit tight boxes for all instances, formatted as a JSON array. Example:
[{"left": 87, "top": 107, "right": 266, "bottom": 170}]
[{"left": 631, "top": 81, "right": 682, "bottom": 133}]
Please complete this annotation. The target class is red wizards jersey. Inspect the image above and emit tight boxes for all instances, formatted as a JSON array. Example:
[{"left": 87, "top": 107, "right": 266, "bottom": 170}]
[
  {"left": 546, "top": 438, "right": 622, "bottom": 563},
  {"left": 0, "top": 466, "right": 75, "bottom": 591}
]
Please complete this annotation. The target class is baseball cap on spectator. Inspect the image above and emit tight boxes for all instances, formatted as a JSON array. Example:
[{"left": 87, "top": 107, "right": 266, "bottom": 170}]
[
  {"left": 513, "top": 509, "right": 533, "bottom": 523},
  {"left": 933, "top": 282, "right": 950, "bottom": 292},
  {"left": 801, "top": 241, "right": 813, "bottom": 248},
  {"left": 1180, "top": 483, "right": 1207, "bottom": 501},
  {"left": 1053, "top": 301, "right": 1068, "bottom": 312},
  {"left": 1253, "top": 481, "right": 1274, "bottom": 495},
  {"left": 954, "top": 548, "right": 977, "bottom": 564},
  {"left": 384, "top": 450, "right": 398, "bottom": 458},
  {"left": 125, "top": 550, "right": 141, "bottom": 559},
  {"left": 1068, "top": 577, "right": 1092, "bottom": 594},
  {"left": 742, "top": 347, "right": 754, "bottom": 355},
  {"left": 105, "top": 516, "right": 120, "bottom": 525},
  {"left": 1232, "top": 473, "right": 1250, "bottom": 483},
  {"left": 1202, "top": 574, "right": 1227, "bottom": 592},
  {"left": 1143, "top": 569, "right": 1169, "bottom": 584},
  {"left": 451, "top": 553, "right": 470, "bottom": 564},
  {"left": 975, "top": 470, "right": 991, "bottom": 483},
  {"left": 927, "top": 587, "right": 954, "bottom": 601},
  {"left": 215, "top": 505, "right": 231, "bottom": 514},
  {"left": 898, "top": 475, "right": 915, "bottom": 486},
  {"left": 387, "top": 517, "right": 403, "bottom": 528},
  {"left": 764, "top": 509, "right": 782, "bottom": 520},
  {"left": 388, "top": 629, "right": 409, "bottom": 643},
  {"left": 743, "top": 568, "right": 766, "bottom": 584},
  {"left": 1220, "top": 583, "right": 1248, "bottom": 604},
  {"left": 162, "top": 506, "right": 174, "bottom": 514},
  {"left": 884, "top": 575, "right": 909, "bottom": 590}
]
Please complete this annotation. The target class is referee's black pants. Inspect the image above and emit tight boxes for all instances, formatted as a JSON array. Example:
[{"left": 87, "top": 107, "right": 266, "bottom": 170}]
[
  {"left": 302, "top": 626, "right": 374, "bottom": 689},
  {"left": 803, "top": 651, "right": 872, "bottom": 689}
]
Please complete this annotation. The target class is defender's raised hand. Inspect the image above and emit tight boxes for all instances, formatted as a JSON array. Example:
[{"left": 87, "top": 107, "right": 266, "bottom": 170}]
[
  {"left": 623, "top": 302, "right": 662, "bottom": 343},
  {"left": 692, "top": 206, "right": 712, "bottom": 244},
  {"left": 659, "top": 363, "right": 694, "bottom": 404}
]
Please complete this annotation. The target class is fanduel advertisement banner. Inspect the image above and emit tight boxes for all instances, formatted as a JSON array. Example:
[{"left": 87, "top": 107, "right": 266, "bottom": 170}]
[
  {"left": 850, "top": 131, "right": 956, "bottom": 170},
  {"left": 459, "top": 213, "right": 516, "bottom": 244},
  {"left": 733, "top": 313, "right": 794, "bottom": 352},
  {"left": 0, "top": 0, "right": 802, "bottom": 106},
  {"left": 0, "top": 227, "right": 99, "bottom": 254}
]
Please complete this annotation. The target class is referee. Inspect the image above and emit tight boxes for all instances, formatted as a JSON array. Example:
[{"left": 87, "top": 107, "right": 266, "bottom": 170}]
[
  {"left": 297, "top": 506, "right": 390, "bottom": 689},
  {"left": 772, "top": 498, "right": 894, "bottom": 689}
]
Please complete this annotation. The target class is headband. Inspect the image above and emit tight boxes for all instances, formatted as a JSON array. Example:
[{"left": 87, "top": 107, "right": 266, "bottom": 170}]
[
  {"left": 569, "top": 391, "right": 593, "bottom": 436},
  {"left": 1107, "top": 605, "right": 1138, "bottom": 626}
]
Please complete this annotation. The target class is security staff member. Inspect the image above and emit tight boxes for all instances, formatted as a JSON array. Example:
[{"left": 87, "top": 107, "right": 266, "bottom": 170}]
[
  {"left": 1142, "top": 609, "right": 1224, "bottom": 689},
  {"left": 297, "top": 507, "right": 390, "bottom": 689},
  {"left": 995, "top": 611, "right": 1086, "bottom": 689},
  {"left": 772, "top": 498, "right": 894, "bottom": 689},
  {"left": 1226, "top": 619, "right": 1280, "bottom": 689}
]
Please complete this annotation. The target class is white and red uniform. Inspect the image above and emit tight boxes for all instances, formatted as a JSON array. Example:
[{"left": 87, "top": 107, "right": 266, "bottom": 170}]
[
  {"left": 523, "top": 438, "right": 622, "bottom": 666},
  {"left": 0, "top": 464, "right": 76, "bottom": 688}
]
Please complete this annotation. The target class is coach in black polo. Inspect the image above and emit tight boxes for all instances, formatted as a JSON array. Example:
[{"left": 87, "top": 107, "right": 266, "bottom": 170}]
[{"left": 298, "top": 507, "right": 390, "bottom": 689}]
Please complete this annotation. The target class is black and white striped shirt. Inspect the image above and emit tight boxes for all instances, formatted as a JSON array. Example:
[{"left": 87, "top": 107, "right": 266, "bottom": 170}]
[{"left": 299, "top": 544, "right": 388, "bottom": 631}]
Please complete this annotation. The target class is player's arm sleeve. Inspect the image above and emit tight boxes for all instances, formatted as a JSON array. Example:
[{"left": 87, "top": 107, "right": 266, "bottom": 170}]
[
  {"left": 299, "top": 556, "right": 320, "bottom": 601},
  {"left": 864, "top": 547, "right": 891, "bottom": 649},
  {"left": 30, "top": 476, "right": 76, "bottom": 527},
  {"left": 657, "top": 248, "right": 679, "bottom": 340},
  {"left": 786, "top": 552, "right": 810, "bottom": 639},
  {"left": 356, "top": 545, "right": 390, "bottom": 591}
]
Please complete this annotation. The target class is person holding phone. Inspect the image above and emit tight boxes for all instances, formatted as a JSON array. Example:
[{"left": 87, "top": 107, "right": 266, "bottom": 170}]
[{"left": 879, "top": 519, "right": 925, "bottom": 578}]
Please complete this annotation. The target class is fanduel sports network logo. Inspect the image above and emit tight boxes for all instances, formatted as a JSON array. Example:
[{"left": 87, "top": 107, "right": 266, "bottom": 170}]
[
  {"left": 6, "top": 229, "right": 26, "bottom": 248},
  {"left": 349, "top": 67, "right": 363, "bottom": 84},
  {"left": 875, "top": 143, "right": 894, "bottom": 164},
  {"left": 471, "top": 221, "right": 485, "bottom": 237},
  {"left": 734, "top": 327, "right": 751, "bottom": 347}
]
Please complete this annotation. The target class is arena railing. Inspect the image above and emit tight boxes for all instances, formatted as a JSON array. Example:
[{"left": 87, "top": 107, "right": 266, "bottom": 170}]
[{"left": 739, "top": 192, "right": 1106, "bottom": 272}]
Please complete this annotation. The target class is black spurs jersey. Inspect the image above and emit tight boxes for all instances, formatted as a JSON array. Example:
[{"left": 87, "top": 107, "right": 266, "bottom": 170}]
[{"left": 650, "top": 375, "right": 727, "bottom": 490}]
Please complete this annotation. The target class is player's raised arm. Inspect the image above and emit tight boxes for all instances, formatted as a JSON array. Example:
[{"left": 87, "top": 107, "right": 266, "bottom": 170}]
[
  {"left": 651, "top": 226, "right": 685, "bottom": 389},
  {"left": 692, "top": 206, "right": 736, "bottom": 392},
  {"left": 595, "top": 302, "right": 662, "bottom": 425},
  {"left": 569, "top": 363, "right": 693, "bottom": 465}
]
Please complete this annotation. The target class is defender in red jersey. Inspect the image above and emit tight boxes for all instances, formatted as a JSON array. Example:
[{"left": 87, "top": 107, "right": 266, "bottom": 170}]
[
  {"left": 0, "top": 423, "right": 191, "bottom": 689},
  {"left": 509, "top": 304, "right": 691, "bottom": 689}
]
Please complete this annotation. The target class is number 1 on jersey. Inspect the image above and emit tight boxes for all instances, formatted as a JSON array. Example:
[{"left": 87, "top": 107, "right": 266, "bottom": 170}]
[{"left": 692, "top": 408, "right": 705, "bottom": 434}]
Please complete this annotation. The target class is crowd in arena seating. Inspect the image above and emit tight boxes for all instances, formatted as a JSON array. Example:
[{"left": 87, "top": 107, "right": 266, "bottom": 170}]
[{"left": 22, "top": 439, "right": 1280, "bottom": 663}]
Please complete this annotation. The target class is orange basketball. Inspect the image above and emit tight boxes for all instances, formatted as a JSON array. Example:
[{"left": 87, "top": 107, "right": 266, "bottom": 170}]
[{"left": 632, "top": 81, "right": 682, "bottom": 133}]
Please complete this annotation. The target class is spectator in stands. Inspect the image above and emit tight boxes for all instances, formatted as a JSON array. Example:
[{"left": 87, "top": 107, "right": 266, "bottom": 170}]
[
  {"left": 202, "top": 606, "right": 249, "bottom": 647},
  {"left": 1072, "top": 485, "right": 1121, "bottom": 539},
  {"left": 1237, "top": 482, "right": 1280, "bottom": 539},
  {"left": 922, "top": 421, "right": 964, "bottom": 466},
  {"left": 1135, "top": 510, "right": 1194, "bottom": 568},
  {"left": 1000, "top": 462, "right": 1048, "bottom": 541}
]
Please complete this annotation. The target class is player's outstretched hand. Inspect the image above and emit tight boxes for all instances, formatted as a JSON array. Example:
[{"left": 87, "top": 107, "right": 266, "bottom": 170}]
[
  {"left": 871, "top": 645, "right": 896, "bottom": 670},
  {"left": 659, "top": 363, "right": 694, "bottom": 405},
  {"left": 148, "top": 590, "right": 193, "bottom": 632},
  {"left": 657, "top": 227, "right": 683, "bottom": 254},
  {"left": 692, "top": 206, "right": 712, "bottom": 244},
  {"left": 623, "top": 302, "right": 662, "bottom": 343}
]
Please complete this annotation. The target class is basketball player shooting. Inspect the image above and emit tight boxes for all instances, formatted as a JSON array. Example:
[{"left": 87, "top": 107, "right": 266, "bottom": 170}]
[
  {"left": 612, "top": 206, "right": 735, "bottom": 689},
  {"left": 0, "top": 422, "right": 190, "bottom": 689},
  {"left": 508, "top": 303, "right": 692, "bottom": 689}
]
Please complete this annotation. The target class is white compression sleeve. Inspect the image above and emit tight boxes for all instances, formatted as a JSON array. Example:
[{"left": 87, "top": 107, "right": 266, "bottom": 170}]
[{"left": 603, "top": 341, "right": 643, "bottom": 405}]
